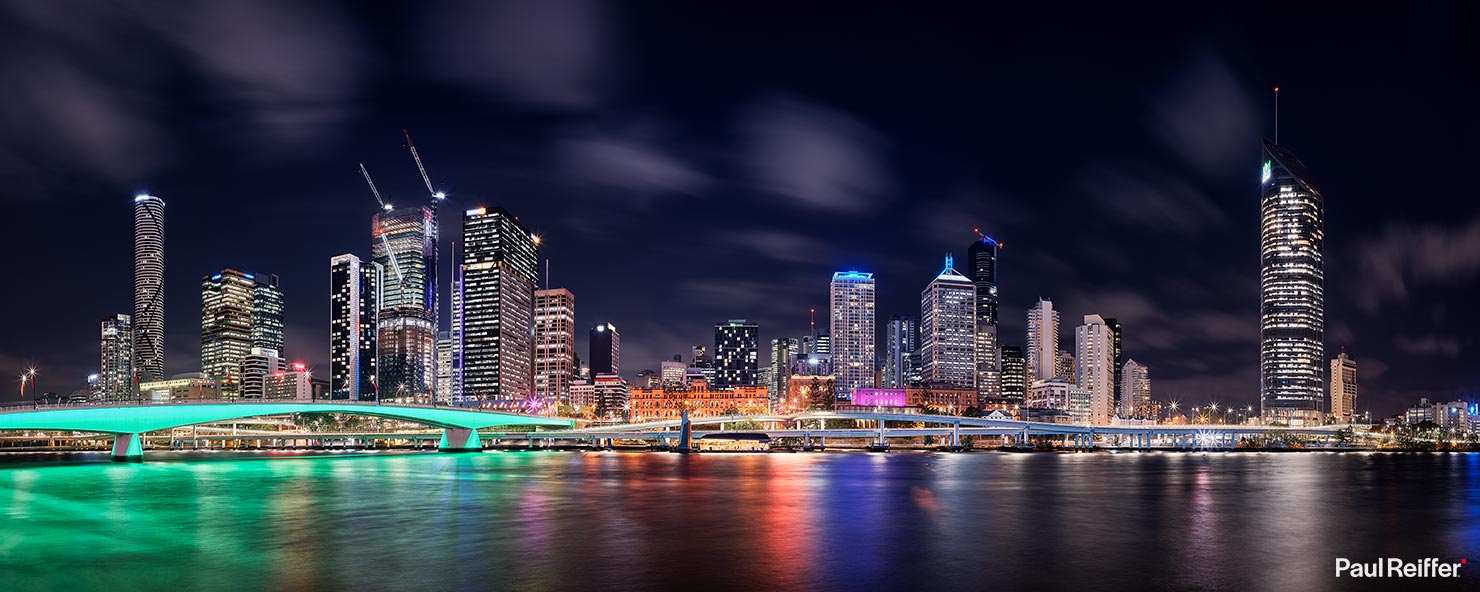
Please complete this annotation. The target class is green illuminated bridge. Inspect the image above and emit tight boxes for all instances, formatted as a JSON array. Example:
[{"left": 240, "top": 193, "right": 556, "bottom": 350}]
[{"left": 0, "top": 401, "right": 572, "bottom": 461}]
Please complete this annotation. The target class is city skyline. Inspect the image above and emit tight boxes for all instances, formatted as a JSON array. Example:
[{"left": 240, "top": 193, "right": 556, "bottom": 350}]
[{"left": 2, "top": 3, "right": 1477, "bottom": 418}]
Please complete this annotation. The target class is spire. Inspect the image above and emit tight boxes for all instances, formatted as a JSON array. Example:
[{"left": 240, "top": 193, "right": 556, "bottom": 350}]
[{"left": 943, "top": 252, "right": 954, "bottom": 274}]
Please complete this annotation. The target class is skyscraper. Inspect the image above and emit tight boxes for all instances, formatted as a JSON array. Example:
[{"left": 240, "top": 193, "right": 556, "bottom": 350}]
[
  {"left": 534, "top": 288, "right": 576, "bottom": 404},
  {"left": 769, "top": 337, "right": 798, "bottom": 406},
  {"left": 1330, "top": 352, "right": 1357, "bottom": 422},
  {"left": 1104, "top": 317, "right": 1122, "bottom": 411},
  {"left": 714, "top": 320, "right": 759, "bottom": 388},
  {"left": 133, "top": 194, "right": 166, "bottom": 383},
  {"left": 920, "top": 254, "right": 975, "bottom": 389},
  {"left": 435, "top": 331, "right": 453, "bottom": 403},
  {"left": 1075, "top": 314, "right": 1114, "bottom": 426},
  {"left": 590, "top": 322, "right": 620, "bottom": 377},
  {"left": 1259, "top": 138, "right": 1325, "bottom": 425},
  {"left": 884, "top": 315, "right": 918, "bottom": 388},
  {"left": 1057, "top": 350, "right": 1076, "bottom": 383},
  {"left": 201, "top": 269, "right": 282, "bottom": 394},
  {"left": 459, "top": 207, "right": 539, "bottom": 400},
  {"left": 1026, "top": 298, "right": 1059, "bottom": 382},
  {"left": 374, "top": 204, "right": 438, "bottom": 400},
  {"left": 330, "top": 254, "right": 379, "bottom": 401},
  {"left": 999, "top": 345, "right": 1026, "bottom": 404},
  {"left": 99, "top": 314, "right": 133, "bottom": 400},
  {"left": 829, "top": 271, "right": 876, "bottom": 399},
  {"left": 967, "top": 234, "right": 1001, "bottom": 399},
  {"left": 1122, "top": 359, "right": 1150, "bottom": 417}
]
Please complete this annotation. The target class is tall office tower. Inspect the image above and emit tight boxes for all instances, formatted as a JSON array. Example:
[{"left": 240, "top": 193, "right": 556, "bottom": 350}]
[
  {"left": 449, "top": 247, "right": 464, "bottom": 401},
  {"left": 99, "top": 314, "right": 133, "bottom": 400},
  {"left": 590, "top": 322, "right": 620, "bottom": 376},
  {"left": 1122, "top": 359, "right": 1150, "bottom": 417},
  {"left": 374, "top": 204, "right": 439, "bottom": 400},
  {"left": 252, "top": 274, "right": 284, "bottom": 354},
  {"left": 202, "top": 269, "right": 282, "bottom": 393},
  {"left": 1330, "top": 352, "right": 1357, "bottom": 422},
  {"left": 133, "top": 194, "right": 166, "bottom": 383},
  {"left": 999, "top": 345, "right": 1026, "bottom": 403},
  {"left": 769, "top": 337, "right": 799, "bottom": 405},
  {"left": 714, "top": 320, "right": 760, "bottom": 388},
  {"left": 459, "top": 207, "right": 539, "bottom": 400},
  {"left": 435, "top": 332, "right": 453, "bottom": 403},
  {"left": 884, "top": 315, "right": 919, "bottom": 388},
  {"left": 329, "top": 254, "right": 380, "bottom": 401},
  {"left": 1057, "top": 350, "right": 1076, "bottom": 383},
  {"left": 967, "top": 234, "right": 1001, "bottom": 399},
  {"left": 1075, "top": 314, "right": 1115, "bottom": 426},
  {"left": 1104, "top": 317, "right": 1122, "bottom": 411},
  {"left": 239, "top": 347, "right": 285, "bottom": 398},
  {"left": 829, "top": 271, "right": 876, "bottom": 399},
  {"left": 1026, "top": 298, "right": 1059, "bottom": 382},
  {"left": 919, "top": 254, "right": 976, "bottom": 389},
  {"left": 534, "top": 288, "right": 576, "bottom": 403},
  {"left": 814, "top": 333, "right": 831, "bottom": 356},
  {"left": 1259, "top": 138, "right": 1325, "bottom": 425}
]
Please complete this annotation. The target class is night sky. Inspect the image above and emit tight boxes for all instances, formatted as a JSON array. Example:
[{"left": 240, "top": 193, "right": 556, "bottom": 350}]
[{"left": 2, "top": 2, "right": 1477, "bottom": 417}]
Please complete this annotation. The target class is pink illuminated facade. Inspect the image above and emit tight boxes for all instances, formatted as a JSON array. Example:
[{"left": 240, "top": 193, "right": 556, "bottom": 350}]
[{"left": 851, "top": 388, "right": 907, "bottom": 407}]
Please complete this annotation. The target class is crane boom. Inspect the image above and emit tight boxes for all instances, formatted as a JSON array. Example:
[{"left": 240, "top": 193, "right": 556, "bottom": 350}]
[
  {"left": 403, "top": 129, "right": 437, "bottom": 197},
  {"left": 360, "top": 163, "right": 390, "bottom": 210},
  {"left": 359, "top": 163, "right": 405, "bottom": 285}
]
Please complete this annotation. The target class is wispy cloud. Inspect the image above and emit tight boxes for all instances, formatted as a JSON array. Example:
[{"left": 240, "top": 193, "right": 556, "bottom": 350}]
[
  {"left": 1081, "top": 161, "right": 1228, "bottom": 235},
  {"left": 1353, "top": 217, "right": 1480, "bottom": 312},
  {"left": 553, "top": 127, "right": 711, "bottom": 203},
  {"left": 740, "top": 95, "right": 893, "bottom": 214},
  {"left": 1394, "top": 334, "right": 1463, "bottom": 358},
  {"left": 1147, "top": 52, "right": 1260, "bottom": 177}
]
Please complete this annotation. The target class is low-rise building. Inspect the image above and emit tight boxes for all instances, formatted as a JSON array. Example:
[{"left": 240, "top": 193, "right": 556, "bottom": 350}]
[{"left": 629, "top": 379, "right": 769, "bottom": 421}]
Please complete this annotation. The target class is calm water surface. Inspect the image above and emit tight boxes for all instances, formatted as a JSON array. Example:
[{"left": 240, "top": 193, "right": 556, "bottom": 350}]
[{"left": 2, "top": 450, "right": 1478, "bottom": 591}]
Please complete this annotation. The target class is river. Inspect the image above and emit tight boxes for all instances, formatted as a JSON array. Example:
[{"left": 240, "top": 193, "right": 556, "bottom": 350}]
[{"left": 1, "top": 450, "right": 1477, "bottom": 591}]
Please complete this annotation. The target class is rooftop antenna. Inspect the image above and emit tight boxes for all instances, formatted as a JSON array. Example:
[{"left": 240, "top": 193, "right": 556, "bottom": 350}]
[
  {"left": 808, "top": 307, "right": 816, "bottom": 341},
  {"left": 1273, "top": 86, "right": 1280, "bottom": 145}
]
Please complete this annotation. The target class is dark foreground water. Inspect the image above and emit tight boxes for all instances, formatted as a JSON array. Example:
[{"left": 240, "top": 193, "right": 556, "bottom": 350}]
[{"left": 1, "top": 450, "right": 1478, "bottom": 592}]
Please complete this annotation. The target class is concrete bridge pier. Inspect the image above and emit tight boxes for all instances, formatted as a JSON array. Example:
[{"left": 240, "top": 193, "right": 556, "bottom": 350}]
[
  {"left": 111, "top": 433, "right": 143, "bottom": 462},
  {"left": 438, "top": 428, "right": 482, "bottom": 452},
  {"left": 866, "top": 421, "right": 890, "bottom": 452}
]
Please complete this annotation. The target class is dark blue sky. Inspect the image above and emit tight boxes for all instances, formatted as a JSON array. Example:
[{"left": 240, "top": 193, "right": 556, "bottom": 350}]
[{"left": 1, "top": 1, "right": 1477, "bottom": 416}]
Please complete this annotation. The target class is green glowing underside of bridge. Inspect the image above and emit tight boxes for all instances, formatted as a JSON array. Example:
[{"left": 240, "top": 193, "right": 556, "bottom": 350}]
[{"left": 0, "top": 404, "right": 572, "bottom": 435}]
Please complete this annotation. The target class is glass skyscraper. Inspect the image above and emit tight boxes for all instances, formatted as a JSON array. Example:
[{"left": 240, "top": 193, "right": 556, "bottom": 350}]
[
  {"left": 884, "top": 315, "right": 918, "bottom": 388},
  {"left": 920, "top": 255, "right": 975, "bottom": 389},
  {"left": 201, "top": 269, "right": 283, "bottom": 395},
  {"left": 373, "top": 204, "right": 438, "bottom": 400},
  {"left": 829, "top": 271, "right": 876, "bottom": 399},
  {"left": 1259, "top": 138, "right": 1324, "bottom": 425},
  {"left": 714, "top": 320, "right": 759, "bottom": 388},
  {"left": 132, "top": 194, "right": 166, "bottom": 383},
  {"left": 459, "top": 206, "right": 539, "bottom": 400},
  {"left": 330, "top": 254, "right": 380, "bottom": 401},
  {"left": 99, "top": 314, "right": 133, "bottom": 400},
  {"left": 967, "top": 235, "right": 1000, "bottom": 399}
]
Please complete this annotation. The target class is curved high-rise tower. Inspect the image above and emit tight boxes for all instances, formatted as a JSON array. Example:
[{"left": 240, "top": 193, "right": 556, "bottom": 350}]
[
  {"left": 133, "top": 194, "right": 166, "bottom": 384},
  {"left": 1259, "top": 138, "right": 1324, "bottom": 426}
]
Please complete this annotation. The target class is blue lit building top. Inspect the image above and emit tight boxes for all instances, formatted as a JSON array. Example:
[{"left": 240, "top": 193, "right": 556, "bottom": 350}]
[{"left": 832, "top": 270, "right": 874, "bottom": 280}]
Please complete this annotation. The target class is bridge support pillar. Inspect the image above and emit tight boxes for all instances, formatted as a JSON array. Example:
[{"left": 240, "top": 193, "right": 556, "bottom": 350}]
[
  {"left": 673, "top": 409, "right": 694, "bottom": 454},
  {"left": 438, "top": 428, "right": 482, "bottom": 453},
  {"left": 866, "top": 421, "right": 889, "bottom": 452},
  {"left": 111, "top": 433, "right": 143, "bottom": 462}
]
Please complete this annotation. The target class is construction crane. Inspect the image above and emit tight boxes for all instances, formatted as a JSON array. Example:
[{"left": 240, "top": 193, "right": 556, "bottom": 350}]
[
  {"left": 360, "top": 163, "right": 406, "bottom": 287},
  {"left": 403, "top": 129, "right": 446, "bottom": 202},
  {"left": 972, "top": 227, "right": 1002, "bottom": 248}
]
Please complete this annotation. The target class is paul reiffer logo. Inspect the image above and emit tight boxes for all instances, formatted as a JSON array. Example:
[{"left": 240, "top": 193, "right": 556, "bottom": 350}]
[{"left": 1335, "top": 558, "right": 1466, "bottom": 578}]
